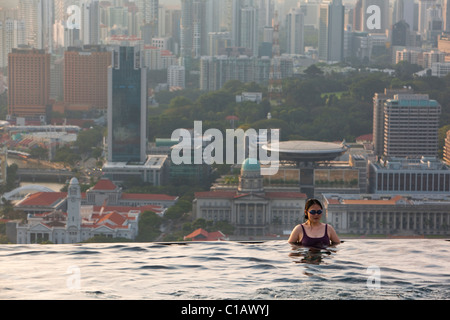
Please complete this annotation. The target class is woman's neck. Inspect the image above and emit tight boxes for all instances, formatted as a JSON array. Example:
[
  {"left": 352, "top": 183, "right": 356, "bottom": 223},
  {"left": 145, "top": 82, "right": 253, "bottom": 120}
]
[{"left": 306, "top": 220, "right": 321, "bottom": 228}]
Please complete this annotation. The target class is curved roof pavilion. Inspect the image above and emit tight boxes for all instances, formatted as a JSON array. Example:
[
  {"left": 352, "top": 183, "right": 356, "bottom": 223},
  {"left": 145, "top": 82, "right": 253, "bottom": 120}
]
[{"left": 263, "top": 140, "right": 348, "bottom": 163}]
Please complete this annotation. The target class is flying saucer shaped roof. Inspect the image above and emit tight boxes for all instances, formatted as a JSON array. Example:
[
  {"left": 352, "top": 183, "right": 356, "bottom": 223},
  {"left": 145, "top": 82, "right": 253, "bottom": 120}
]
[{"left": 263, "top": 140, "right": 348, "bottom": 162}]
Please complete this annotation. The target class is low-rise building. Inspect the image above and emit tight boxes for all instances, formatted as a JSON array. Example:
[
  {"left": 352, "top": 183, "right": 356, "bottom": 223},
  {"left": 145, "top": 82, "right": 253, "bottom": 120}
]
[
  {"left": 193, "top": 159, "right": 307, "bottom": 237},
  {"left": 14, "top": 177, "right": 178, "bottom": 244},
  {"left": 323, "top": 193, "right": 450, "bottom": 236}
]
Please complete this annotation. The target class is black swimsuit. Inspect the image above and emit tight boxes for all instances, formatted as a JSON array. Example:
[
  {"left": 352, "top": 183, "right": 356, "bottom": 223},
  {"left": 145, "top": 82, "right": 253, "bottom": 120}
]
[{"left": 300, "top": 224, "right": 330, "bottom": 248}]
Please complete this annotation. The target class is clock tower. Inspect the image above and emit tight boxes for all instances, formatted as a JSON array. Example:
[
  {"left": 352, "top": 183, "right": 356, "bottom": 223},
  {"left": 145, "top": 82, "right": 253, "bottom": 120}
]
[{"left": 66, "top": 177, "right": 81, "bottom": 243}]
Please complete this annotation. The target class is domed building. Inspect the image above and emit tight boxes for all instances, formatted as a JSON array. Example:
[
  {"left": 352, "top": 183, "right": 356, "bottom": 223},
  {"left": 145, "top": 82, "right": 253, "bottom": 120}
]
[{"left": 193, "top": 158, "right": 307, "bottom": 237}]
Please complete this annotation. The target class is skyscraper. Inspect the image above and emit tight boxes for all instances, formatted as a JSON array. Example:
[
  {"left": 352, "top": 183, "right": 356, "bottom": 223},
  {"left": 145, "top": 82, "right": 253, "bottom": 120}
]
[
  {"left": 18, "top": 0, "right": 53, "bottom": 52},
  {"left": 318, "top": 0, "right": 344, "bottom": 62},
  {"left": 383, "top": 94, "right": 441, "bottom": 158},
  {"left": 107, "top": 46, "right": 147, "bottom": 163},
  {"left": 372, "top": 88, "right": 414, "bottom": 158},
  {"left": 240, "top": 6, "right": 259, "bottom": 57},
  {"left": 64, "top": 45, "right": 111, "bottom": 111},
  {"left": 8, "top": 47, "right": 50, "bottom": 118},
  {"left": 286, "top": 8, "right": 304, "bottom": 54},
  {"left": 444, "top": 0, "right": 450, "bottom": 32},
  {"left": 418, "top": 0, "right": 436, "bottom": 34}
]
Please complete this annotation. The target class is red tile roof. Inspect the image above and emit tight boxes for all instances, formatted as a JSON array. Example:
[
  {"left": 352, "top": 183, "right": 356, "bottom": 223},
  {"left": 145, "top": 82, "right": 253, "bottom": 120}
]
[
  {"left": 92, "top": 178, "right": 118, "bottom": 191},
  {"left": 96, "top": 211, "right": 127, "bottom": 226},
  {"left": 19, "top": 192, "right": 67, "bottom": 207},
  {"left": 184, "top": 228, "right": 227, "bottom": 241}
]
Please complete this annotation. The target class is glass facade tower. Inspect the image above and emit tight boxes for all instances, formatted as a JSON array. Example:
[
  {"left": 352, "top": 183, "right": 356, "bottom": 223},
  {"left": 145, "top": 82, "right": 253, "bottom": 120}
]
[{"left": 107, "top": 46, "right": 147, "bottom": 163}]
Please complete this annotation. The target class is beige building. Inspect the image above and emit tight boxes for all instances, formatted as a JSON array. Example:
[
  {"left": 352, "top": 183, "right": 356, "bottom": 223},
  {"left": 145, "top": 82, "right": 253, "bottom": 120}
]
[
  {"left": 193, "top": 159, "right": 307, "bottom": 237},
  {"left": 323, "top": 193, "right": 450, "bottom": 236}
]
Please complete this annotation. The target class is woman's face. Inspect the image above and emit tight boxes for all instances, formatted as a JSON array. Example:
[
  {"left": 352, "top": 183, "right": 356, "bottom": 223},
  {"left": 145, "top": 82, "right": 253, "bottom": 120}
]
[{"left": 306, "top": 204, "right": 323, "bottom": 223}]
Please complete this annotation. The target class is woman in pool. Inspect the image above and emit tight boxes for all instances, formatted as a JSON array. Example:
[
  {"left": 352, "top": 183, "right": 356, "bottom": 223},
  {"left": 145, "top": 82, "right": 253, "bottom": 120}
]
[{"left": 288, "top": 198, "right": 340, "bottom": 247}]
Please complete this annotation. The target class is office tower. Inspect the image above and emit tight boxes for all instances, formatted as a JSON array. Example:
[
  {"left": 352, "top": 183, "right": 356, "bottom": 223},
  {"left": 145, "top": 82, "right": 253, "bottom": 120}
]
[
  {"left": 180, "top": 0, "right": 203, "bottom": 57},
  {"left": 64, "top": 45, "right": 111, "bottom": 112},
  {"left": 167, "top": 65, "right": 186, "bottom": 89},
  {"left": 418, "top": 0, "right": 436, "bottom": 34},
  {"left": 200, "top": 55, "right": 292, "bottom": 91},
  {"left": 373, "top": 88, "right": 414, "bottom": 157},
  {"left": 107, "top": 46, "right": 147, "bottom": 163},
  {"left": 81, "top": 0, "right": 100, "bottom": 45},
  {"left": 208, "top": 32, "right": 231, "bottom": 55},
  {"left": 19, "top": 0, "right": 53, "bottom": 52},
  {"left": 383, "top": 94, "right": 441, "bottom": 158},
  {"left": 392, "top": 20, "right": 411, "bottom": 46},
  {"left": 0, "top": 18, "right": 26, "bottom": 68},
  {"left": 300, "top": 0, "right": 320, "bottom": 29},
  {"left": 444, "top": 0, "right": 450, "bottom": 32},
  {"left": 393, "top": 0, "right": 416, "bottom": 29},
  {"left": 286, "top": 8, "right": 304, "bottom": 54},
  {"left": 8, "top": 47, "right": 50, "bottom": 118},
  {"left": 240, "top": 6, "right": 259, "bottom": 57},
  {"left": 444, "top": 130, "right": 450, "bottom": 165},
  {"left": 136, "top": 0, "right": 159, "bottom": 24},
  {"left": 318, "top": 0, "right": 344, "bottom": 62},
  {"left": 232, "top": 0, "right": 255, "bottom": 47}
]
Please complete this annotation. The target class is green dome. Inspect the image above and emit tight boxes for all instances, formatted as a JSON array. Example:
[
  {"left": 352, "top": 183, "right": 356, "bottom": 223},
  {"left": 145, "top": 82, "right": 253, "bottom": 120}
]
[{"left": 242, "top": 158, "right": 261, "bottom": 172}]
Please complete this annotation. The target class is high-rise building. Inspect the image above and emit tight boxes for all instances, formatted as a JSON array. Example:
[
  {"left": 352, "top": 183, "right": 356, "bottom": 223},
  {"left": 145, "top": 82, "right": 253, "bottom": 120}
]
[
  {"left": 8, "top": 47, "right": 50, "bottom": 118},
  {"left": 107, "top": 46, "right": 147, "bottom": 164},
  {"left": 444, "top": 0, "right": 450, "bottom": 32},
  {"left": 167, "top": 65, "right": 186, "bottom": 89},
  {"left": 64, "top": 45, "right": 111, "bottom": 112},
  {"left": 0, "top": 18, "right": 25, "bottom": 68},
  {"left": 318, "top": 0, "right": 344, "bottom": 62},
  {"left": 81, "top": 0, "right": 100, "bottom": 45},
  {"left": 286, "top": 8, "right": 304, "bottom": 54},
  {"left": 18, "top": 0, "right": 53, "bottom": 52},
  {"left": 393, "top": 0, "right": 416, "bottom": 30},
  {"left": 240, "top": 6, "right": 259, "bottom": 57},
  {"left": 418, "top": 0, "right": 436, "bottom": 34},
  {"left": 383, "top": 94, "right": 441, "bottom": 158},
  {"left": 373, "top": 88, "right": 414, "bottom": 158},
  {"left": 444, "top": 130, "right": 450, "bottom": 165}
]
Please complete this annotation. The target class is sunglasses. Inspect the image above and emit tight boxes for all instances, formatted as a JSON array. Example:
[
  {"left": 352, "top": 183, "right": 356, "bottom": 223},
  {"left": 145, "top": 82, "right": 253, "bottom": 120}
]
[{"left": 308, "top": 210, "right": 323, "bottom": 215}]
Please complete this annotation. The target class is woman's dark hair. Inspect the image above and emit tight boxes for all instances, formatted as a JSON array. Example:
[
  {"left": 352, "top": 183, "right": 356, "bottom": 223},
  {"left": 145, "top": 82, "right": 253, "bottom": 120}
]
[{"left": 304, "top": 198, "right": 323, "bottom": 221}]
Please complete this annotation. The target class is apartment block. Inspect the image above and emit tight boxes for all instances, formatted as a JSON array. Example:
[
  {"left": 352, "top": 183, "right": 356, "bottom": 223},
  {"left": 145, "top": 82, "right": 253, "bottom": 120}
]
[
  {"left": 64, "top": 45, "right": 111, "bottom": 111},
  {"left": 8, "top": 47, "right": 50, "bottom": 118},
  {"left": 383, "top": 94, "right": 441, "bottom": 158}
]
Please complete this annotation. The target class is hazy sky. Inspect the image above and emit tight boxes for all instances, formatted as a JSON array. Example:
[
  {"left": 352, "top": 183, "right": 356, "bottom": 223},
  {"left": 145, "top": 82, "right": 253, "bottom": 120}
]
[{"left": 0, "top": 0, "right": 361, "bottom": 10}]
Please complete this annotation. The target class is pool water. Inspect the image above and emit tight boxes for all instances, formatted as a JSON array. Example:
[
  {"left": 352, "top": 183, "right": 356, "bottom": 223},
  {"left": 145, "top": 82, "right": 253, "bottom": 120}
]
[{"left": 0, "top": 239, "right": 448, "bottom": 300}]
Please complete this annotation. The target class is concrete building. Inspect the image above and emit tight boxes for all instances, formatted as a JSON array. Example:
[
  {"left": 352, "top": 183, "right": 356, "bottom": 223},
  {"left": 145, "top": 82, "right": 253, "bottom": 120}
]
[
  {"left": 372, "top": 88, "right": 414, "bottom": 158},
  {"left": 286, "top": 8, "right": 305, "bottom": 55},
  {"left": 167, "top": 65, "right": 186, "bottom": 90},
  {"left": 193, "top": 158, "right": 307, "bottom": 236},
  {"left": 8, "top": 47, "right": 50, "bottom": 118},
  {"left": 16, "top": 177, "right": 136, "bottom": 244},
  {"left": 368, "top": 157, "right": 450, "bottom": 194},
  {"left": 444, "top": 130, "right": 450, "bottom": 165},
  {"left": 318, "top": 0, "right": 344, "bottom": 62},
  {"left": 383, "top": 94, "right": 441, "bottom": 158},
  {"left": 323, "top": 193, "right": 450, "bottom": 236},
  {"left": 64, "top": 45, "right": 111, "bottom": 112},
  {"left": 14, "top": 177, "right": 178, "bottom": 243}
]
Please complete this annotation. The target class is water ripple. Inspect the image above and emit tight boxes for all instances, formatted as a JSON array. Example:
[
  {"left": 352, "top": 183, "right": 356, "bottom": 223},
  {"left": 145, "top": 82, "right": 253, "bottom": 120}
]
[{"left": 0, "top": 239, "right": 449, "bottom": 299}]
